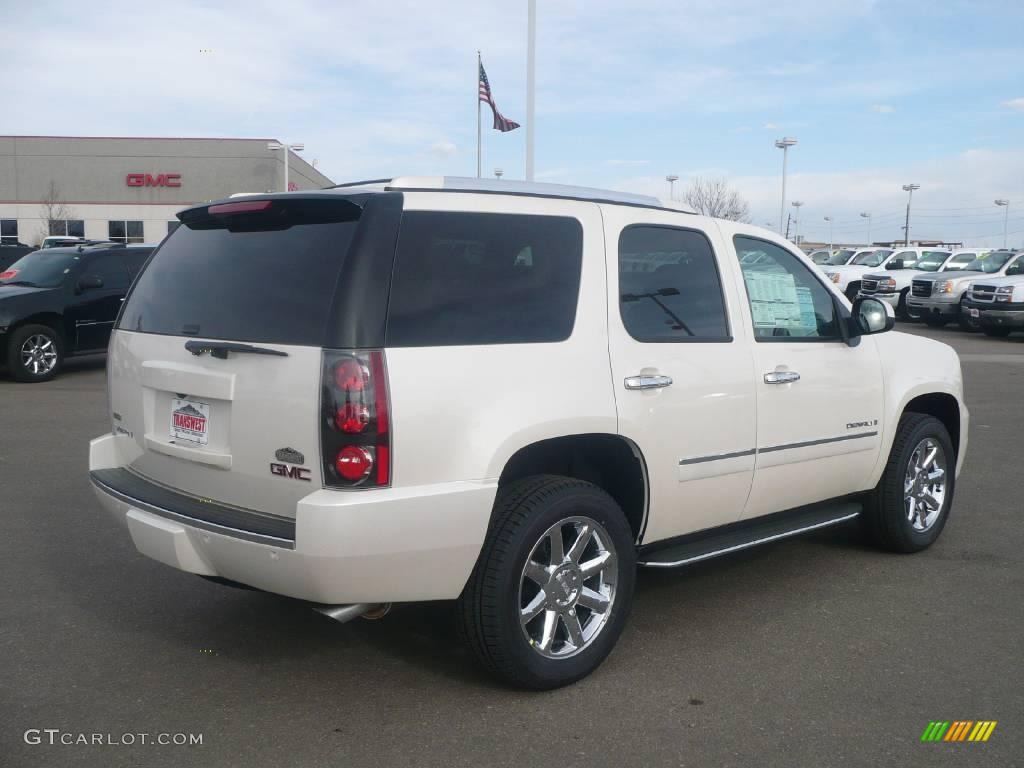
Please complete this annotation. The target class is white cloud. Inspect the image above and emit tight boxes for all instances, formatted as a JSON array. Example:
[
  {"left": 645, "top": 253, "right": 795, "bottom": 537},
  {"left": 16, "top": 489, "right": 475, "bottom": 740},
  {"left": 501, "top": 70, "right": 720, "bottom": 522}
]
[
  {"left": 870, "top": 104, "right": 895, "bottom": 113},
  {"left": 606, "top": 159, "right": 649, "bottom": 166},
  {"left": 1002, "top": 97, "right": 1024, "bottom": 111},
  {"left": 429, "top": 140, "right": 458, "bottom": 158},
  {"left": 762, "top": 122, "right": 779, "bottom": 130}
]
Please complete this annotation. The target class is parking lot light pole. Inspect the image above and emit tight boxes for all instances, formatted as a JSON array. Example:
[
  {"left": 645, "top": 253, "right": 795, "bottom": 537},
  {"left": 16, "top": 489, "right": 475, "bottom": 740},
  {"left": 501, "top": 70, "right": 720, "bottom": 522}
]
[
  {"left": 267, "top": 141, "right": 305, "bottom": 192},
  {"left": 791, "top": 201, "right": 803, "bottom": 245},
  {"left": 775, "top": 137, "right": 797, "bottom": 233},
  {"left": 902, "top": 183, "right": 920, "bottom": 246},
  {"left": 824, "top": 216, "right": 833, "bottom": 253},
  {"left": 995, "top": 199, "right": 1010, "bottom": 248},
  {"left": 666, "top": 174, "right": 679, "bottom": 201},
  {"left": 860, "top": 212, "right": 872, "bottom": 245}
]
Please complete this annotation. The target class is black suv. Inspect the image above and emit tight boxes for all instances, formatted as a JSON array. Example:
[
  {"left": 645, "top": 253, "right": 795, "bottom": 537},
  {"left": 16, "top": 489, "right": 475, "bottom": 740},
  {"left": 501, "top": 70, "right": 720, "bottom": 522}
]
[{"left": 0, "top": 243, "right": 153, "bottom": 381}]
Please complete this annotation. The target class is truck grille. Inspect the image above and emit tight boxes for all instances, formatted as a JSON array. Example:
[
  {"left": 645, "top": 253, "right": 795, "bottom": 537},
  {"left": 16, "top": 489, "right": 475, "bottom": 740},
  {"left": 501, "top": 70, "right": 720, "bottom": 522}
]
[
  {"left": 912, "top": 280, "right": 933, "bottom": 298},
  {"left": 861, "top": 279, "right": 878, "bottom": 294},
  {"left": 971, "top": 285, "right": 997, "bottom": 303}
]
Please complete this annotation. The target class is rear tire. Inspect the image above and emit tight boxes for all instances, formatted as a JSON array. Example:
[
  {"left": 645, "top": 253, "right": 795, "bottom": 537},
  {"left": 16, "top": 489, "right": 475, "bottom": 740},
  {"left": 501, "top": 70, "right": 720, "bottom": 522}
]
[
  {"left": 5, "top": 324, "right": 63, "bottom": 382},
  {"left": 982, "top": 326, "right": 1011, "bottom": 338},
  {"left": 458, "top": 475, "right": 636, "bottom": 690},
  {"left": 863, "top": 413, "right": 955, "bottom": 553}
]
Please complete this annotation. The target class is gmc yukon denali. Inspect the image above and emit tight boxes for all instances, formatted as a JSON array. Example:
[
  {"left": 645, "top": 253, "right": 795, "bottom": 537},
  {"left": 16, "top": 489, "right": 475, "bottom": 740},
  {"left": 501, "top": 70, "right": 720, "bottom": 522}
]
[{"left": 89, "top": 178, "right": 968, "bottom": 689}]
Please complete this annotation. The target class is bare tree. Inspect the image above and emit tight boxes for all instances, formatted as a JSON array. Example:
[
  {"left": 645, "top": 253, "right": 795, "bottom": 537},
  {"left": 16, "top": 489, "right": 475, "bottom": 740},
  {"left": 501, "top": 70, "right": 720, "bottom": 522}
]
[
  {"left": 682, "top": 177, "right": 751, "bottom": 222},
  {"left": 37, "top": 181, "right": 77, "bottom": 244}
]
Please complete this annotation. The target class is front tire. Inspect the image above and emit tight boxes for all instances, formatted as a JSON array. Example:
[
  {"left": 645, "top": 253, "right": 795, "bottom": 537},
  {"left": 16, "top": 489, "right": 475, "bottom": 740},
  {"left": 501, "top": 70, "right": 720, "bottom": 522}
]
[
  {"left": 923, "top": 314, "right": 946, "bottom": 328},
  {"left": 6, "top": 324, "right": 63, "bottom": 382},
  {"left": 896, "top": 290, "right": 910, "bottom": 320},
  {"left": 982, "top": 326, "right": 1012, "bottom": 338},
  {"left": 863, "top": 413, "right": 955, "bottom": 553},
  {"left": 459, "top": 475, "right": 636, "bottom": 690},
  {"left": 957, "top": 298, "right": 979, "bottom": 331}
]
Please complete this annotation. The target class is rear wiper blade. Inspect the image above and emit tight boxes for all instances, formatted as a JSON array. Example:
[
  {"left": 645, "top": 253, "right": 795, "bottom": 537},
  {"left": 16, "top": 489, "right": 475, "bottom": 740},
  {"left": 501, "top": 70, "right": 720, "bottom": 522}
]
[{"left": 184, "top": 340, "right": 288, "bottom": 359}]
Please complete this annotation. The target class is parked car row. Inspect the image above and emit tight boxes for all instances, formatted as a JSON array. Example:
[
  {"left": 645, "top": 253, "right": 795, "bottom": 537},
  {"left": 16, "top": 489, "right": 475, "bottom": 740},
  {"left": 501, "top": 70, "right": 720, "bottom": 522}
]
[{"left": 811, "top": 245, "right": 1024, "bottom": 337}]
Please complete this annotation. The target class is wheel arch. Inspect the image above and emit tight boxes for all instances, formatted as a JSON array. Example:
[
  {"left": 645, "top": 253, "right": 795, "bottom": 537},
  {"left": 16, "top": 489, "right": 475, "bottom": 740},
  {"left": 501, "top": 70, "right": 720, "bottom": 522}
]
[
  {"left": 9, "top": 312, "right": 67, "bottom": 342},
  {"left": 497, "top": 433, "right": 649, "bottom": 543}
]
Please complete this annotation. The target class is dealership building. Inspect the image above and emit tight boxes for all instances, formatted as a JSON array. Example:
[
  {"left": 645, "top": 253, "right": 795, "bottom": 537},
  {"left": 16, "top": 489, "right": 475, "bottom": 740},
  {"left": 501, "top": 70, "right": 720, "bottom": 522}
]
[{"left": 0, "top": 136, "right": 334, "bottom": 247}]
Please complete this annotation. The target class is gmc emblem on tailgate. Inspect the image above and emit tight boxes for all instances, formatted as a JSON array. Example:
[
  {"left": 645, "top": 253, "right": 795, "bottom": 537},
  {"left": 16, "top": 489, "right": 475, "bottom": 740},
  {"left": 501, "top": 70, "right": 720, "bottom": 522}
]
[{"left": 270, "top": 463, "right": 311, "bottom": 481}]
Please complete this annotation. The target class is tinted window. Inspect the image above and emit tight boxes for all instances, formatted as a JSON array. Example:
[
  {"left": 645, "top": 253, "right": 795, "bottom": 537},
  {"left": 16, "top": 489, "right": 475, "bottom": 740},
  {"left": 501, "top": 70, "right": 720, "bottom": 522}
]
[
  {"left": 82, "top": 251, "right": 130, "bottom": 290},
  {"left": 618, "top": 225, "right": 729, "bottom": 341},
  {"left": 119, "top": 198, "right": 361, "bottom": 345},
  {"left": 386, "top": 212, "right": 583, "bottom": 346},
  {"left": 68, "top": 220, "right": 85, "bottom": 238},
  {"left": 735, "top": 236, "right": 839, "bottom": 340},
  {"left": 167, "top": 221, "right": 180, "bottom": 236},
  {"left": 120, "top": 248, "right": 153, "bottom": 280},
  {"left": 1006, "top": 256, "right": 1024, "bottom": 276},
  {"left": 109, "top": 220, "right": 144, "bottom": 244}
]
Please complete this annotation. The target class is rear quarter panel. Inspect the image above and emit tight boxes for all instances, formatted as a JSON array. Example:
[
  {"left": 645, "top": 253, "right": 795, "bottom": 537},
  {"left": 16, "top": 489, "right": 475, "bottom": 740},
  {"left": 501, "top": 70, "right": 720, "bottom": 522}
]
[{"left": 384, "top": 192, "right": 617, "bottom": 487}]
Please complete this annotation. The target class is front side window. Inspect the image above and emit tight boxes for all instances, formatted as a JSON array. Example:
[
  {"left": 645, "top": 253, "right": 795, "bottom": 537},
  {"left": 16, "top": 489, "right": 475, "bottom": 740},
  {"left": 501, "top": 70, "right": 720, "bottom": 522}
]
[
  {"left": 941, "top": 253, "right": 975, "bottom": 271},
  {"left": 618, "top": 225, "right": 729, "bottom": 341},
  {"left": 1, "top": 219, "right": 18, "bottom": 244},
  {"left": 735, "top": 235, "right": 840, "bottom": 341},
  {"left": 1005, "top": 256, "right": 1024, "bottom": 276},
  {"left": 108, "top": 220, "right": 144, "bottom": 244},
  {"left": 386, "top": 212, "right": 583, "bottom": 347},
  {"left": 81, "top": 251, "right": 130, "bottom": 291}
]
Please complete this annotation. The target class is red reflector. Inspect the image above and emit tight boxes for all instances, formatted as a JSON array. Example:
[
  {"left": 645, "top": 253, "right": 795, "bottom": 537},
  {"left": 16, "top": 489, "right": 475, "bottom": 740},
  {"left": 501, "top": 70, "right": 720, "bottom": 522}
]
[
  {"left": 208, "top": 200, "right": 273, "bottom": 215},
  {"left": 334, "top": 358, "right": 368, "bottom": 391},
  {"left": 335, "top": 403, "right": 369, "bottom": 433},
  {"left": 335, "top": 445, "right": 373, "bottom": 482},
  {"left": 375, "top": 445, "right": 390, "bottom": 485}
]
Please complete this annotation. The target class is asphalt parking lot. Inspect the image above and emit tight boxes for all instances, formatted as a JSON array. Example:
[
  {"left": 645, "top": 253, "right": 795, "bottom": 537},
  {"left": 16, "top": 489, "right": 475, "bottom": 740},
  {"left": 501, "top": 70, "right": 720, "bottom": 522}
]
[{"left": 2, "top": 325, "right": 1021, "bottom": 768}]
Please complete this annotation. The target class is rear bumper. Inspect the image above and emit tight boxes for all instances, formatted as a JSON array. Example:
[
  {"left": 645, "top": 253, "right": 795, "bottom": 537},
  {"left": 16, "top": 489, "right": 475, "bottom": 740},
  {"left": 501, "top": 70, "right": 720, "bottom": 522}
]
[{"left": 89, "top": 434, "right": 496, "bottom": 604}]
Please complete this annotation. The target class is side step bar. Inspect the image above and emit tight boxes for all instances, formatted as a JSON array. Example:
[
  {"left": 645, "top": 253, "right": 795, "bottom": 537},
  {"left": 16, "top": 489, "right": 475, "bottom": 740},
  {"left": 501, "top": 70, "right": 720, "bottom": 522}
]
[{"left": 637, "top": 501, "right": 861, "bottom": 568}]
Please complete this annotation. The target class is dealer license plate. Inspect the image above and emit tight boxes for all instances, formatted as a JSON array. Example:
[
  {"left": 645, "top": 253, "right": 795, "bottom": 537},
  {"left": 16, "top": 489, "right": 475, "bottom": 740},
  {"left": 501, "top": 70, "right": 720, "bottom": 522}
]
[{"left": 170, "top": 398, "right": 210, "bottom": 445}]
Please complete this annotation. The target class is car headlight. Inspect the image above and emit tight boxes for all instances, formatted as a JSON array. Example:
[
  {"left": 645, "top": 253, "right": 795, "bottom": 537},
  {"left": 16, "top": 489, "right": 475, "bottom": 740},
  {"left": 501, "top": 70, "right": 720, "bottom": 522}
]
[
  {"left": 880, "top": 278, "right": 896, "bottom": 289},
  {"left": 996, "top": 286, "right": 1015, "bottom": 303},
  {"left": 935, "top": 280, "right": 955, "bottom": 294},
  {"left": 827, "top": 273, "right": 841, "bottom": 284}
]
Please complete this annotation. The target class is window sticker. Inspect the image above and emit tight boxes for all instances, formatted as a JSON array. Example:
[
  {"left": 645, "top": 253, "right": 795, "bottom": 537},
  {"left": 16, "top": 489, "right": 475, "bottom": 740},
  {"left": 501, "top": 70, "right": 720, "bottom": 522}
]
[{"left": 744, "top": 270, "right": 810, "bottom": 329}]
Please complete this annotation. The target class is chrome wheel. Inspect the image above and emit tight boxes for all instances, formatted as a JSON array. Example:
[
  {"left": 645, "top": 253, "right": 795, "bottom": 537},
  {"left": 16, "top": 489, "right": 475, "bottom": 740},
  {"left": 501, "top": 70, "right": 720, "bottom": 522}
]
[
  {"left": 904, "top": 437, "right": 947, "bottom": 532},
  {"left": 20, "top": 334, "right": 58, "bottom": 375},
  {"left": 519, "top": 516, "right": 618, "bottom": 659}
]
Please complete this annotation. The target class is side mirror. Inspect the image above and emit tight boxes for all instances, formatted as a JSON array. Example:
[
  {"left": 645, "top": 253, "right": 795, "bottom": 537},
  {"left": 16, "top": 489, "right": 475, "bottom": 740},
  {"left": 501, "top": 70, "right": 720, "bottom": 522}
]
[
  {"left": 850, "top": 297, "right": 894, "bottom": 337},
  {"left": 77, "top": 275, "right": 104, "bottom": 292},
  {"left": 886, "top": 258, "right": 905, "bottom": 270}
]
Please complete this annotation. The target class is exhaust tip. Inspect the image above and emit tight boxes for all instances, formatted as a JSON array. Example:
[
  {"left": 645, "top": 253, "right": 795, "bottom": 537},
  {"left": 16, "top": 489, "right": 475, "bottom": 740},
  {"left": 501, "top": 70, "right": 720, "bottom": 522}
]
[
  {"left": 313, "top": 602, "right": 391, "bottom": 624},
  {"left": 360, "top": 603, "right": 391, "bottom": 620}
]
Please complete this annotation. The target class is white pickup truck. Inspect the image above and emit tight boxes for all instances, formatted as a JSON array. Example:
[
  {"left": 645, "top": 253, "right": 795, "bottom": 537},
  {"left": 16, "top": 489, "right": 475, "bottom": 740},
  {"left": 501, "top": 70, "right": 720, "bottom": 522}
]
[
  {"left": 89, "top": 177, "right": 968, "bottom": 689},
  {"left": 962, "top": 268, "right": 1024, "bottom": 337},
  {"left": 823, "top": 248, "right": 898, "bottom": 299},
  {"left": 857, "top": 248, "right": 980, "bottom": 319},
  {"left": 908, "top": 250, "right": 1023, "bottom": 329}
]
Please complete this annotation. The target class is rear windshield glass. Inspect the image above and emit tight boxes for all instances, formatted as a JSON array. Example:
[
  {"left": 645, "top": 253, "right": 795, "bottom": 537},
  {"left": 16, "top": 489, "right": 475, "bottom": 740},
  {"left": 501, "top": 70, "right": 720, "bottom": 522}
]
[
  {"left": 118, "top": 198, "right": 360, "bottom": 345},
  {"left": 0, "top": 249, "right": 80, "bottom": 287},
  {"left": 386, "top": 211, "right": 583, "bottom": 346}
]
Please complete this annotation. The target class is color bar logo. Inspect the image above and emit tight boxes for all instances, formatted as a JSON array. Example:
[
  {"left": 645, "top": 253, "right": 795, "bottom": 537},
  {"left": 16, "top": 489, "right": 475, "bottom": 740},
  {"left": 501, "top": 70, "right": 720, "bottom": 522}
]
[{"left": 921, "top": 721, "right": 997, "bottom": 742}]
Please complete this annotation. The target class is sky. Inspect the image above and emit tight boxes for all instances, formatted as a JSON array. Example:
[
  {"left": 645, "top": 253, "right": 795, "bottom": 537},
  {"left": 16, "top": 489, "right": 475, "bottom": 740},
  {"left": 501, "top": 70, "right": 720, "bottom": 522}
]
[{"left": 2, "top": 0, "right": 1023, "bottom": 246}]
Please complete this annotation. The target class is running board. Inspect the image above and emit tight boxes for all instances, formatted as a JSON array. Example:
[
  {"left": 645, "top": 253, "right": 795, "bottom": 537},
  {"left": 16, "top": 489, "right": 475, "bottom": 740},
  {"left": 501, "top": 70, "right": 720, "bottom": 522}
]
[{"left": 637, "top": 501, "right": 861, "bottom": 568}]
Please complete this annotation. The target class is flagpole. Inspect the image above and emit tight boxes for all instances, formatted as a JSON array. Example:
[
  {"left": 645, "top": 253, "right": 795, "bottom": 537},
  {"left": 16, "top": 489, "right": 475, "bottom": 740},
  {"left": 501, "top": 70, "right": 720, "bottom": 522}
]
[
  {"left": 525, "top": 0, "right": 535, "bottom": 181},
  {"left": 476, "top": 50, "right": 482, "bottom": 179}
]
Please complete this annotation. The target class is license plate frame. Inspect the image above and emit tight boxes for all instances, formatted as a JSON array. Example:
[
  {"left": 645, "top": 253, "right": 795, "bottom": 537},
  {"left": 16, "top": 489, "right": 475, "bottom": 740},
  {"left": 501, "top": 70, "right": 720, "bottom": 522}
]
[{"left": 170, "top": 397, "right": 211, "bottom": 445}]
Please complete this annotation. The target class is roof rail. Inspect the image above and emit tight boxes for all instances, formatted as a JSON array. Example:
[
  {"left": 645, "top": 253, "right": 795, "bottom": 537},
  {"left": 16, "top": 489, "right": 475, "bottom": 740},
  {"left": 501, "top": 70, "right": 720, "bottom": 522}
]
[{"left": 323, "top": 175, "right": 695, "bottom": 213}]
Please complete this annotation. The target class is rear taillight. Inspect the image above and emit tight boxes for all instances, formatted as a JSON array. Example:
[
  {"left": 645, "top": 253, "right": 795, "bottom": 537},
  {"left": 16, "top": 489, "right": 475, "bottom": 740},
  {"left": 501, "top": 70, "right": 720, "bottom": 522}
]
[{"left": 321, "top": 350, "right": 391, "bottom": 488}]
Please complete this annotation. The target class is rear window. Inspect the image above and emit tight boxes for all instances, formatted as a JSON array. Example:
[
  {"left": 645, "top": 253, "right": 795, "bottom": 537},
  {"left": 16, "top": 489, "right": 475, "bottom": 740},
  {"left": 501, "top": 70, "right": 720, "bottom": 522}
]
[
  {"left": 118, "top": 198, "right": 360, "bottom": 345},
  {"left": 385, "top": 212, "right": 583, "bottom": 346}
]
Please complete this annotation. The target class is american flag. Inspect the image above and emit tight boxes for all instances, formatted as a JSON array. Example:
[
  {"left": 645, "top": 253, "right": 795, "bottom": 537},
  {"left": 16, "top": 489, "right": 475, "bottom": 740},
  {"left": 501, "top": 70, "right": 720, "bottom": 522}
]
[{"left": 479, "top": 60, "right": 521, "bottom": 133}]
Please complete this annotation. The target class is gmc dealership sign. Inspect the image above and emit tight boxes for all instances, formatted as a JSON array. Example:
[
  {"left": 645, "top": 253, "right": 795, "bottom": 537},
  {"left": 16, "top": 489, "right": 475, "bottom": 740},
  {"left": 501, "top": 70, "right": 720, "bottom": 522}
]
[{"left": 126, "top": 173, "right": 181, "bottom": 188}]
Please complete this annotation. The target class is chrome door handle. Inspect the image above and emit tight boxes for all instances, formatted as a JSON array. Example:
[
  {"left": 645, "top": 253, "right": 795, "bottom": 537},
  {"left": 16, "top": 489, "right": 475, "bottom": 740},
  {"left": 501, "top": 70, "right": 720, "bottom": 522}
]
[
  {"left": 764, "top": 370, "right": 800, "bottom": 384},
  {"left": 624, "top": 374, "right": 673, "bottom": 390}
]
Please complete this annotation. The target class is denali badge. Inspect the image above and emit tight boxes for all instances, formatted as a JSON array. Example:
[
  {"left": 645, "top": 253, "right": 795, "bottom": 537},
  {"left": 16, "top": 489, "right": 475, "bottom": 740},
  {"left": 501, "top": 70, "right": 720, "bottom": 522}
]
[
  {"left": 275, "top": 447, "right": 305, "bottom": 465},
  {"left": 270, "top": 463, "right": 311, "bottom": 481},
  {"left": 847, "top": 419, "right": 879, "bottom": 429}
]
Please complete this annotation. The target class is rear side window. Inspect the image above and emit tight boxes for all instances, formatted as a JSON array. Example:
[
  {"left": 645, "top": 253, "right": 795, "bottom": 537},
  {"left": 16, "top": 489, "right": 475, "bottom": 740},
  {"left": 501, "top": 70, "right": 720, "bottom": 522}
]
[
  {"left": 119, "top": 198, "right": 361, "bottom": 345},
  {"left": 618, "top": 225, "right": 730, "bottom": 341},
  {"left": 386, "top": 212, "right": 583, "bottom": 346},
  {"left": 120, "top": 249, "right": 152, "bottom": 280},
  {"left": 82, "top": 252, "right": 130, "bottom": 291}
]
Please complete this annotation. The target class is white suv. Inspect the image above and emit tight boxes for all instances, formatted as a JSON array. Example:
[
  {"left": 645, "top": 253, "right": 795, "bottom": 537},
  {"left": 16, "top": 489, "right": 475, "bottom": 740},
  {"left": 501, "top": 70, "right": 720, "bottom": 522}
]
[{"left": 89, "top": 178, "right": 968, "bottom": 689}]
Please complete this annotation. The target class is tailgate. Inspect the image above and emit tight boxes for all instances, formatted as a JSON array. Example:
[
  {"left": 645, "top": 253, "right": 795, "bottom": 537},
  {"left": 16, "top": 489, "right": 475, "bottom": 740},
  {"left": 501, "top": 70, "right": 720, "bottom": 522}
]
[{"left": 108, "top": 330, "right": 322, "bottom": 517}]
